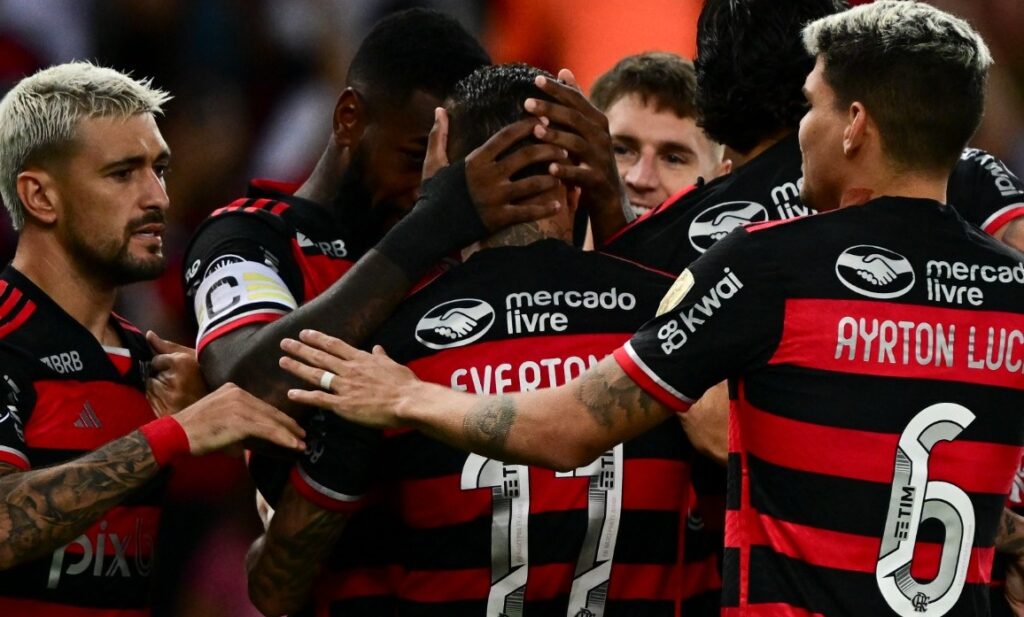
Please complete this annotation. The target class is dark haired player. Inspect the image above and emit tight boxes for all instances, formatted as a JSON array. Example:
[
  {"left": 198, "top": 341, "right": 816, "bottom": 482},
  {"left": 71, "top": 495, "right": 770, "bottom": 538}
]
[
  {"left": 252, "top": 63, "right": 719, "bottom": 617},
  {"left": 184, "top": 8, "right": 491, "bottom": 395},
  {"left": 281, "top": 3, "right": 1024, "bottom": 615}
]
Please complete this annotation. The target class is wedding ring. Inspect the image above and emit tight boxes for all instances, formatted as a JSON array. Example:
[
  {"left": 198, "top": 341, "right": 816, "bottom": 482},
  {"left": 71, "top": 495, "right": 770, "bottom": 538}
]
[{"left": 319, "top": 370, "right": 336, "bottom": 391}]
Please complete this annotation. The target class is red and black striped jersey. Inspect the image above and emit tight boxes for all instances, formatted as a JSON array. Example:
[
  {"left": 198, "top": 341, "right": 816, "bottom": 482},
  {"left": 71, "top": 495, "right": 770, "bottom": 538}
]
[
  {"left": 604, "top": 136, "right": 1024, "bottom": 276},
  {"left": 317, "top": 239, "right": 710, "bottom": 616},
  {"left": 182, "top": 180, "right": 362, "bottom": 354},
  {"left": 0, "top": 266, "right": 165, "bottom": 616},
  {"left": 615, "top": 197, "right": 1024, "bottom": 616},
  {"left": 182, "top": 180, "right": 384, "bottom": 616}
]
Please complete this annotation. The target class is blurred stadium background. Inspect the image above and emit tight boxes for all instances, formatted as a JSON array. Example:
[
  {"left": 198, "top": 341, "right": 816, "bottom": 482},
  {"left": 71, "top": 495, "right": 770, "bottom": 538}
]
[{"left": 0, "top": 1, "right": 1021, "bottom": 614}]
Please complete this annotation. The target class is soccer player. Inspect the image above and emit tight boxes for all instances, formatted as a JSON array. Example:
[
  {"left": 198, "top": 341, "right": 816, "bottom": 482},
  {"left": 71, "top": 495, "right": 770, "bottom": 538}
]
[
  {"left": 530, "top": 0, "right": 1024, "bottom": 274},
  {"left": 252, "top": 62, "right": 720, "bottom": 617},
  {"left": 591, "top": 52, "right": 730, "bottom": 216},
  {"left": 0, "top": 61, "right": 306, "bottom": 616},
  {"left": 282, "top": 3, "right": 1024, "bottom": 615},
  {"left": 184, "top": 8, "right": 491, "bottom": 399}
]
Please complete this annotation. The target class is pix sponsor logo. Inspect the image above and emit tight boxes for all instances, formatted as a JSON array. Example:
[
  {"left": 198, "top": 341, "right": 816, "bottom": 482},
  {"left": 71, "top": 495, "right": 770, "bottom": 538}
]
[
  {"left": 688, "top": 201, "right": 769, "bottom": 253},
  {"left": 415, "top": 299, "right": 496, "bottom": 350},
  {"left": 835, "top": 245, "right": 915, "bottom": 299},
  {"left": 48, "top": 518, "right": 154, "bottom": 589},
  {"left": 657, "top": 268, "right": 743, "bottom": 355}
]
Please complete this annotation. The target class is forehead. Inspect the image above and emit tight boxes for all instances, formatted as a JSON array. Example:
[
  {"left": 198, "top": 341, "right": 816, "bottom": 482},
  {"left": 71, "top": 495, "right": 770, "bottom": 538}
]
[
  {"left": 371, "top": 89, "right": 442, "bottom": 140},
  {"left": 71, "top": 113, "right": 168, "bottom": 162},
  {"left": 605, "top": 93, "right": 702, "bottom": 141}
]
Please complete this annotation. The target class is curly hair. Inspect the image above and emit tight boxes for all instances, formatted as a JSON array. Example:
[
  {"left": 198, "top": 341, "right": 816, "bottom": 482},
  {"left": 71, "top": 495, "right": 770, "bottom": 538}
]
[{"left": 695, "top": 0, "right": 848, "bottom": 153}]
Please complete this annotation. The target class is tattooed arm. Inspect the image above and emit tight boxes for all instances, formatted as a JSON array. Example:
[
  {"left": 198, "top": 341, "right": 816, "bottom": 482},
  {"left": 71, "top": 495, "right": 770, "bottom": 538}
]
[
  {"left": 0, "top": 384, "right": 305, "bottom": 571},
  {"left": 280, "top": 332, "right": 672, "bottom": 471},
  {"left": 0, "top": 431, "right": 160, "bottom": 569},
  {"left": 998, "top": 509, "right": 1024, "bottom": 616},
  {"left": 246, "top": 484, "right": 351, "bottom": 617}
]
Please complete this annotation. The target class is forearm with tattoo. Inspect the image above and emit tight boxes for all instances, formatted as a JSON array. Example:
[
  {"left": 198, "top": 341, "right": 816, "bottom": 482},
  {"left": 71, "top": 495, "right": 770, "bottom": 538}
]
[
  {"left": 248, "top": 489, "right": 351, "bottom": 616},
  {"left": 0, "top": 430, "right": 159, "bottom": 569},
  {"left": 573, "top": 359, "right": 668, "bottom": 429},
  {"left": 998, "top": 508, "right": 1024, "bottom": 556},
  {"left": 457, "top": 358, "right": 671, "bottom": 469}
]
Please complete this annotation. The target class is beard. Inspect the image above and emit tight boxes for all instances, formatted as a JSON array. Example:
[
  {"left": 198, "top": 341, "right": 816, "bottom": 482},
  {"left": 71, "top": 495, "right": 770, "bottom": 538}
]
[
  {"left": 64, "top": 210, "right": 166, "bottom": 287},
  {"left": 330, "top": 145, "right": 410, "bottom": 253}
]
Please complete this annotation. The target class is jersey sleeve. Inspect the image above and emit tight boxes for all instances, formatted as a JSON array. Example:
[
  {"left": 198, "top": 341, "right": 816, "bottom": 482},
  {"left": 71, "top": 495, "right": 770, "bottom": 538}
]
[
  {"left": 289, "top": 411, "right": 382, "bottom": 512},
  {"left": 612, "top": 228, "right": 785, "bottom": 411},
  {"left": 948, "top": 148, "right": 1024, "bottom": 235},
  {"left": 183, "top": 212, "right": 304, "bottom": 354},
  {"left": 0, "top": 351, "right": 35, "bottom": 470}
]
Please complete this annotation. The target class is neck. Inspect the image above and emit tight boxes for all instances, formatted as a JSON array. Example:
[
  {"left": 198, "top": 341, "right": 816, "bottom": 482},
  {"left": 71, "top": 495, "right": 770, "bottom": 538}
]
[
  {"left": 293, "top": 140, "right": 347, "bottom": 207},
  {"left": 11, "top": 232, "right": 118, "bottom": 344},
  {"left": 725, "top": 129, "right": 792, "bottom": 169},
  {"left": 461, "top": 219, "right": 571, "bottom": 261},
  {"left": 839, "top": 166, "right": 948, "bottom": 209}
]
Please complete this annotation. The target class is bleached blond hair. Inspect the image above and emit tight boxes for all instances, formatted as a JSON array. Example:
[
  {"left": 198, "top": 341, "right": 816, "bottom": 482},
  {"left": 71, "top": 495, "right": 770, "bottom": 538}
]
[
  {"left": 0, "top": 62, "right": 170, "bottom": 230},
  {"left": 802, "top": 1, "right": 992, "bottom": 171}
]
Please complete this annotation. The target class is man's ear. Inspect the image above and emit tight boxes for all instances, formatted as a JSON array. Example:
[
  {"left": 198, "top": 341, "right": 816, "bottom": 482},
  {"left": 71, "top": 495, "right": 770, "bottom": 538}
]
[
  {"left": 843, "top": 101, "right": 869, "bottom": 158},
  {"left": 333, "top": 87, "right": 368, "bottom": 149},
  {"left": 16, "top": 168, "right": 59, "bottom": 226}
]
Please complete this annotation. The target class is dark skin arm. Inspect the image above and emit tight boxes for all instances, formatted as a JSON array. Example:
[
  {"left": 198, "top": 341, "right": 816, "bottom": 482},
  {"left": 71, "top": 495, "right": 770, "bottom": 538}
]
[
  {"left": 524, "top": 69, "right": 634, "bottom": 247},
  {"left": 201, "top": 117, "right": 566, "bottom": 413},
  {"left": 246, "top": 483, "right": 351, "bottom": 617}
]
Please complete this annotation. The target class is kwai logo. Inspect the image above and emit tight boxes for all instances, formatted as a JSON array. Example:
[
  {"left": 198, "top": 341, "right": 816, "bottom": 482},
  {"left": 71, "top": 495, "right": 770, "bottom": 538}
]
[
  {"left": 836, "top": 245, "right": 915, "bottom": 299},
  {"left": 415, "top": 299, "right": 496, "bottom": 350},
  {"left": 688, "top": 201, "right": 769, "bottom": 253}
]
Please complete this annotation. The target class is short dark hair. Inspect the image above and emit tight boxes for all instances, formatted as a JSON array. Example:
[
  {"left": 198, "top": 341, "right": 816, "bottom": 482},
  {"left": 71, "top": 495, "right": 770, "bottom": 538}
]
[
  {"left": 590, "top": 52, "right": 698, "bottom": 119},
  {"left": 445, "top": 63, "right": 556, "bottom": 165},
  {"left": 695, "top": 0, "right": 848, "bottom": 153},
  {"left": 347, "top": 8, "right": 490, "bottom": 110},
  {"left": 804, "top": 1, "right": 992, "bottom": 172}
]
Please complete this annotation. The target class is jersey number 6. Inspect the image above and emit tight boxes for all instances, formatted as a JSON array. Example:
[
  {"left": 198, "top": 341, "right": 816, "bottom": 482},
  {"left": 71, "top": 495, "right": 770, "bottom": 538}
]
[{"left": 876, "top": 403, "right": 976, "bottom": 616}]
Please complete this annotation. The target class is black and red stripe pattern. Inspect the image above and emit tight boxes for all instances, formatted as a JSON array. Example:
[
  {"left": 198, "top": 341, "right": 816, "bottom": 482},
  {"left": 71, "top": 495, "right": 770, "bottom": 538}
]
[
  {"left": 619, "top": 197, "right": 1024, "bottom": 616},
  {"left": 317, "top": 239, "right": 708, "bottom": 616},
  {"left": 0, "top": 267, "right": 166, "bottom": 616}
]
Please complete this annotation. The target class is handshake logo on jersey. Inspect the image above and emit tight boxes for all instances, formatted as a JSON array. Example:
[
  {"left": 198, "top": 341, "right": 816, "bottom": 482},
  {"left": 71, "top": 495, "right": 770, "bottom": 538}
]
[
  {"left": 835, "top": 245, "right": 915, "bottom": 299},
  {"left": 415, "top": 299, "right": 496, "bottom": 350},
  {"left": 688, "top": 201, "right": 769, "bottom": 253}
]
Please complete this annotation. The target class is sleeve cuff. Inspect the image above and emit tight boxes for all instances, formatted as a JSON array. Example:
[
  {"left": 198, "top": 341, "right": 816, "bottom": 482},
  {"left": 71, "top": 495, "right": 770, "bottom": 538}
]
[
  {"left": 982, "top": 203, "right": 1024, "bottom": 236},
  {"left": 0, "top": 446, "right": 29, "bottom": 470},
  {"left": 289, "top": 465, "right": 365, "bottom": 512},
  {"left": 613, "top": 343, "right": 693, "bottom": 413}
]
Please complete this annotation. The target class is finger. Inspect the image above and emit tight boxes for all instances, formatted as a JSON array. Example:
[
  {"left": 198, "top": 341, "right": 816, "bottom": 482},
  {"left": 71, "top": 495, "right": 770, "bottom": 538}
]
[
  {"left": 473, "top": 118, "right": 543, "bottom": 162},
  {"left": 146, "top": 330, "right": 192, "bottom": 355},
  {"left": 505, "top": 174, "right": 562, "bottom": 202},
  {"left": 557, "top": 68, "right": 580, "bottom": 90},
  {"left": 525, "top": 98, "right": 602, "bottom": 138},
  {"left": 532, "top": 74, "right": 602, "bottom": 123},
  {"left": 279, "top": 355, "right": 333, "bottom": 389},
  {"left": 280, "top": 337, "right": 347, "bottom": 374},
  {"left": 287, "top": 388, "right": 346, "bottom": 412},
  {"left": 496, "top": 143, "right": 568, "bottom": 178},
  {"left": 298, "top": 329, "right": 363, "bottom": 361},
  {"left": 532, "top": 123, "right": 593, "bottom": 158},
  {"left": 547, "top": 162, "right": 604, "bottom": 188},
  {"left": 248, "top": 416, "right": 306, "bottom": 451},
  {"left": 150, "top": 354, "right": 174, "bottom": 372},
  {"left": 497, "top": 202, "right": 562, "bottom": 226},
  {"left": 422, "top": 107, "right": 450, "bottom": 182}
]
